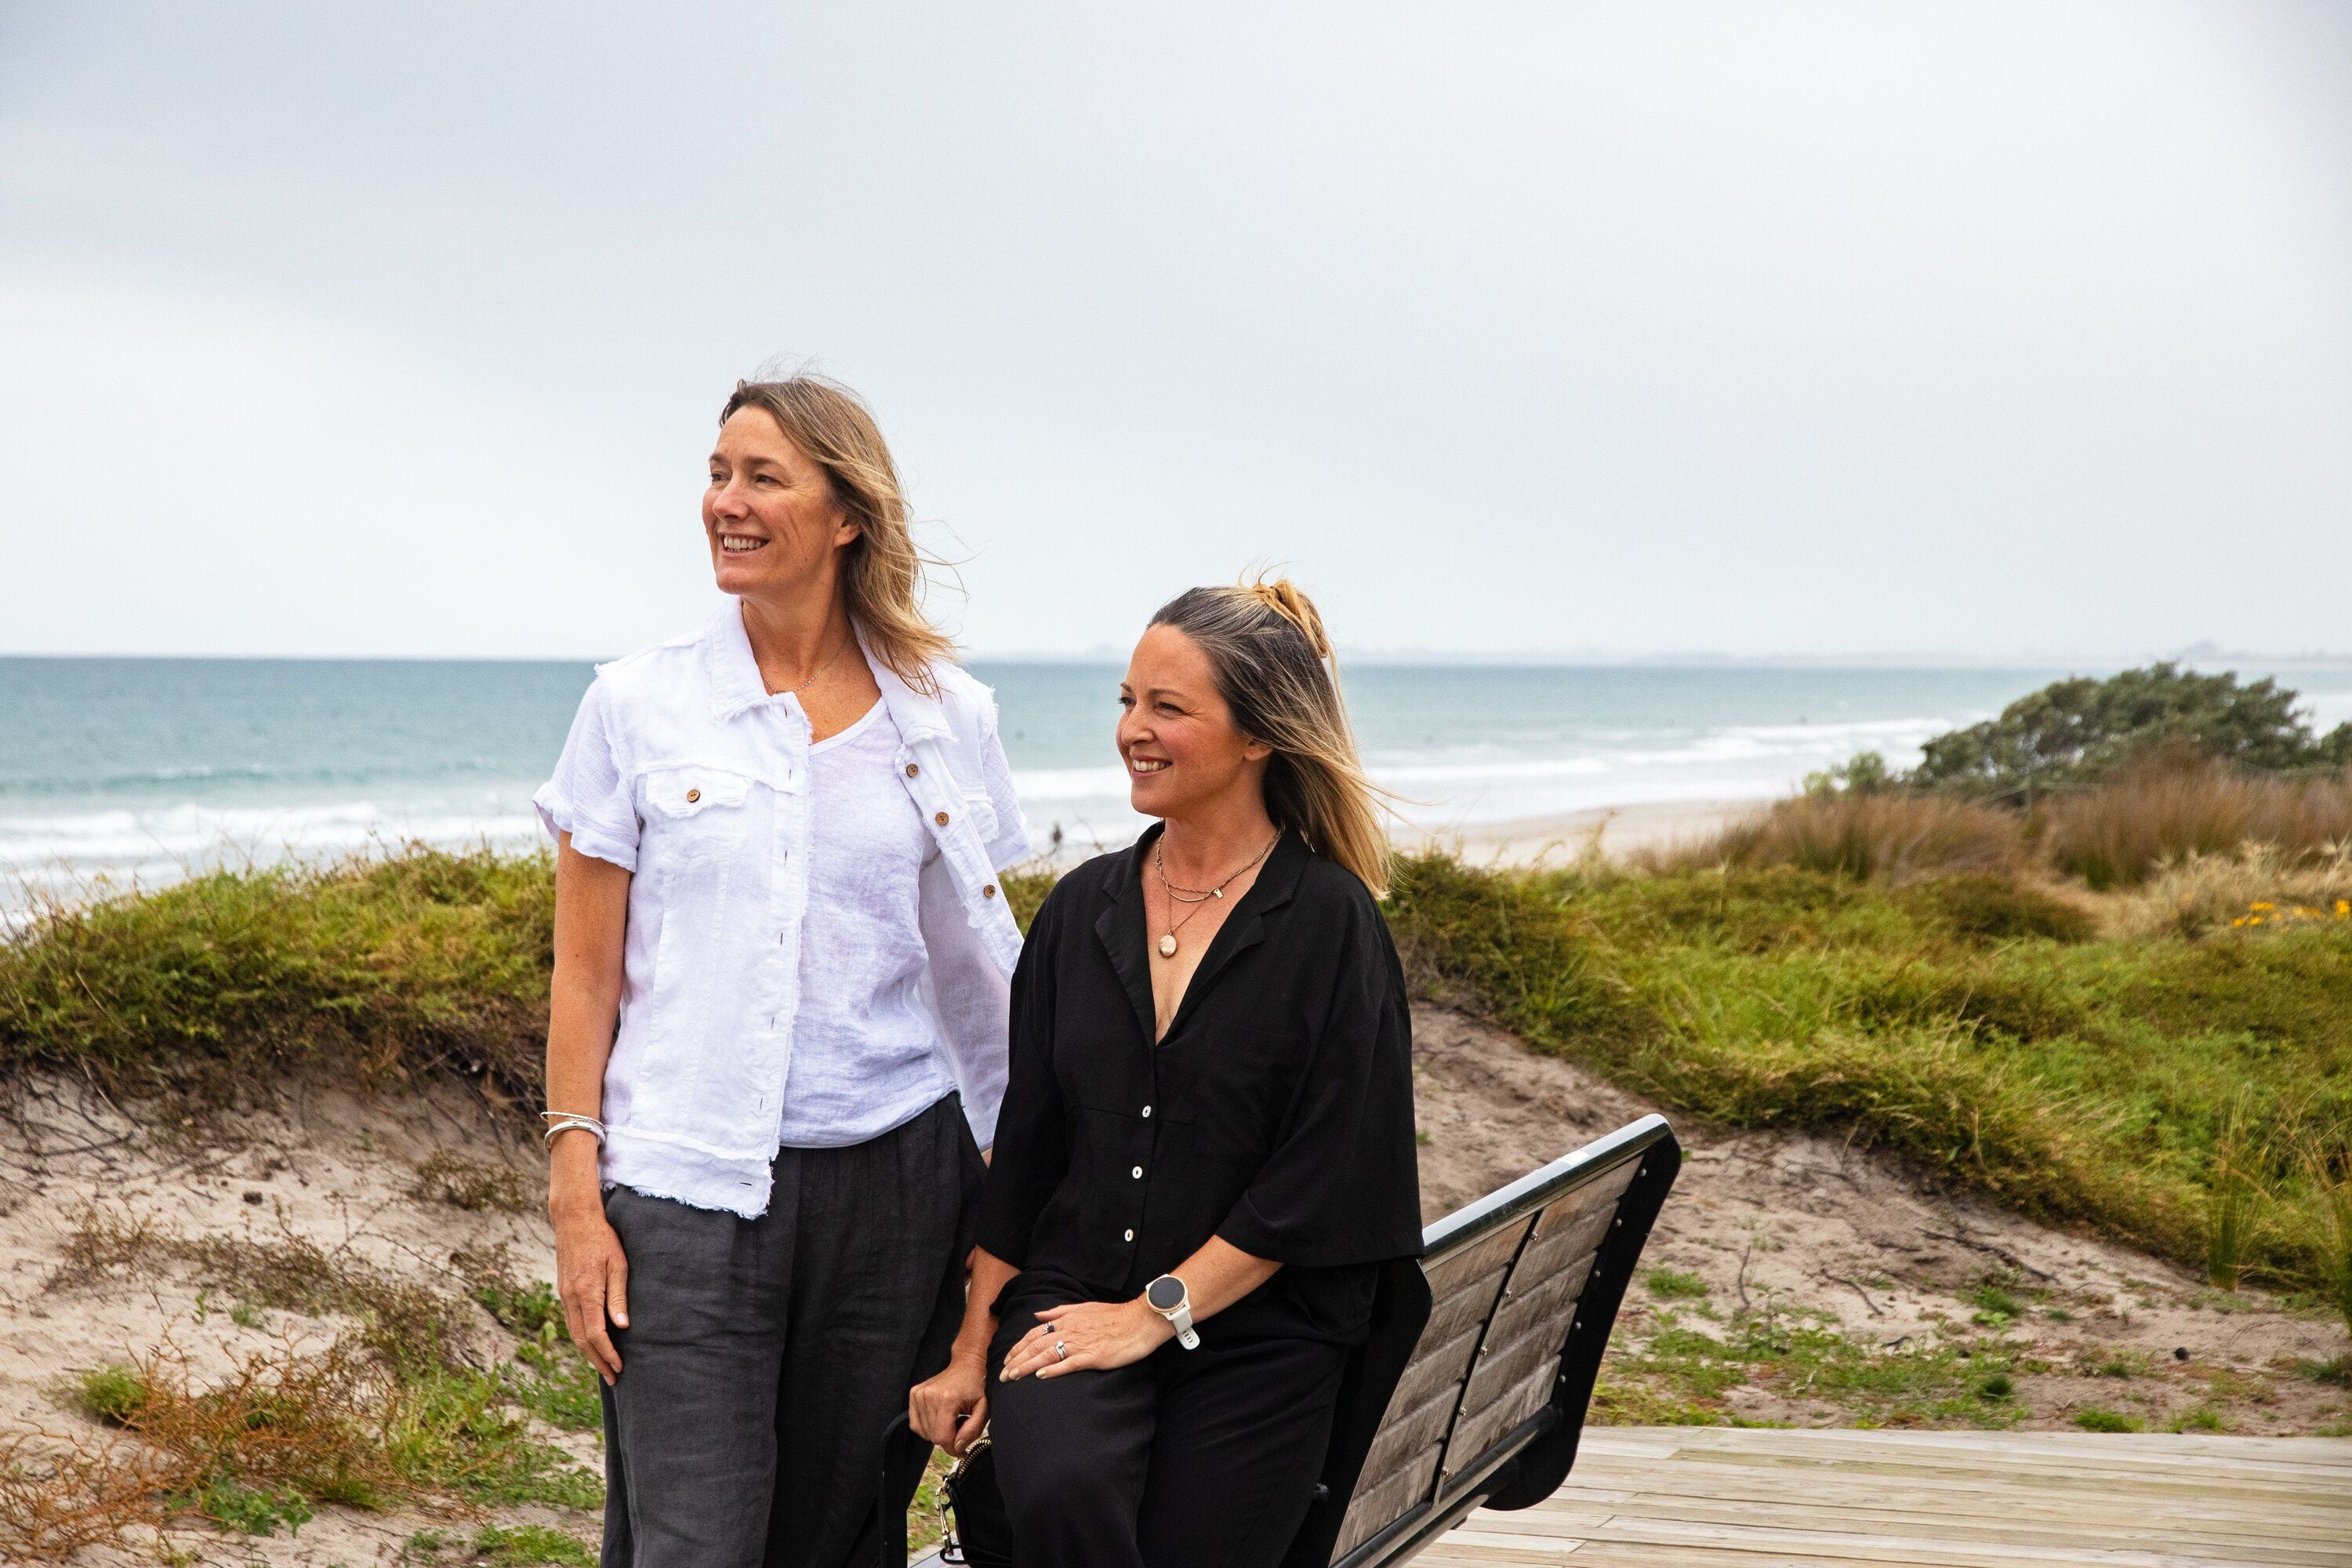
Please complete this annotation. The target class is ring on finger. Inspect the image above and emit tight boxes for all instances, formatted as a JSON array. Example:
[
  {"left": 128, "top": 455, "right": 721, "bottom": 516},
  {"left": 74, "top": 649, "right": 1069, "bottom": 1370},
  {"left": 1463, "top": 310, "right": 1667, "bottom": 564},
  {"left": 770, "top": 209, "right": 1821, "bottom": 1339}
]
[{"left": 1054, "top": 1340, "right": 1068, "bottom": 1361}]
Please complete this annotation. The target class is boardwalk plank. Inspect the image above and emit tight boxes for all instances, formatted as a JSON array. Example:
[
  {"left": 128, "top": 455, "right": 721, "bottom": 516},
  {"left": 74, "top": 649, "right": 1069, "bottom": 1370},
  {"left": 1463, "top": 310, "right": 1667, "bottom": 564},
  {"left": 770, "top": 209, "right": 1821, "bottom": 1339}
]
[
  {"left": 1544, "top": 1466, "right": 2352, "bottom": 1535},
  {"left": 1421, "top": 1431, "right": 2352, "bottom": 1568},
  {"left": 1483, "top": 1497, "right": 2352, "bottom": 1565},
  {"left": 1530, "top": 1482, "right": 2352, "bottom": 1547}
]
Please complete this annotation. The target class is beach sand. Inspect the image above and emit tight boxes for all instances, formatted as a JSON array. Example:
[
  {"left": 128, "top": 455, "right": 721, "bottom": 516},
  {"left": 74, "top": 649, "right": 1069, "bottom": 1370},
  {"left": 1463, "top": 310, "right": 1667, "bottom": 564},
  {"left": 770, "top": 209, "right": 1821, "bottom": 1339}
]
[
  {"left": 1025, "top": 798, "right": 1756, "bottom": 873},
  {"left": 1392, "top": 797, "right": 1752, "bottom": 868}
]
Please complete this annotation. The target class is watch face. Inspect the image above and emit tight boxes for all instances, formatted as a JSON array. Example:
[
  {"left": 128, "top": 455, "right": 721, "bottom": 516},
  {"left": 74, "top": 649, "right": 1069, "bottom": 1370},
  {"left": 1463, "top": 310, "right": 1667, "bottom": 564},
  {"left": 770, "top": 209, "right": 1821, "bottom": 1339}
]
[{"left": 1146, "top": 1276, "right": 1185, "bottom": 1311}]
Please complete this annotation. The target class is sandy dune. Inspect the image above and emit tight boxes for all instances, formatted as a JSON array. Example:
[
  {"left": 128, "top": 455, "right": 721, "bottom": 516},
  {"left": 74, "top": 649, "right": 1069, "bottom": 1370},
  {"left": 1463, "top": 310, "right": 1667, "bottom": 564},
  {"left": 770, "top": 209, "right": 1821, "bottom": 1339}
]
[{"left": 2, "top": 1004, "right": 2345, "bottom": 1561}]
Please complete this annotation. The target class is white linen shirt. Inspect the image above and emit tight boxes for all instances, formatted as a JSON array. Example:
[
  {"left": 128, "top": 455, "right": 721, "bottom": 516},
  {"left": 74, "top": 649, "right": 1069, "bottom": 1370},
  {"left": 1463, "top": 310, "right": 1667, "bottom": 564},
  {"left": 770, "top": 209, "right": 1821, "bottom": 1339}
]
[
  {"left": 533, "top": 604, "right": 1033, "bottom": 1218},
  {"left": 777, "top": 702, "right": 958, "bottom": 1147}
]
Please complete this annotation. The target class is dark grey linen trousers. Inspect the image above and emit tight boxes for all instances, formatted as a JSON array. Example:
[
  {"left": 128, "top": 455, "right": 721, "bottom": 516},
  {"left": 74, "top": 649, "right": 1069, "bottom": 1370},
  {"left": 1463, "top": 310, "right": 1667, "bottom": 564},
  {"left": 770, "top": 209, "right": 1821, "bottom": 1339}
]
[{"left": 597, "top": 1094, "right": 982, "bottom": 1568}]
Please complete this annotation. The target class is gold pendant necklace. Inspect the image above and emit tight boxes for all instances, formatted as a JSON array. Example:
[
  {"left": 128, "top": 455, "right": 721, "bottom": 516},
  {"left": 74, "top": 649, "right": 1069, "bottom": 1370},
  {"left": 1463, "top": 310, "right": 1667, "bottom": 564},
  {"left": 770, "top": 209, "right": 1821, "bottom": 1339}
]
[{"left": 1154, "top": 831, "right": 1279, "bottom": 958}]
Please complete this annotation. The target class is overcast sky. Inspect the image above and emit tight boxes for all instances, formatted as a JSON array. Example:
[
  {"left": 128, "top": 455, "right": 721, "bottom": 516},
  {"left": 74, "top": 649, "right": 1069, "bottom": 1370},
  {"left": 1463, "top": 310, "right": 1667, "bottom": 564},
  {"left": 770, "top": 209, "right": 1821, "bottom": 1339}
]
[{"left": 2, "top": 2, "right": 2347, "bottom": 662}]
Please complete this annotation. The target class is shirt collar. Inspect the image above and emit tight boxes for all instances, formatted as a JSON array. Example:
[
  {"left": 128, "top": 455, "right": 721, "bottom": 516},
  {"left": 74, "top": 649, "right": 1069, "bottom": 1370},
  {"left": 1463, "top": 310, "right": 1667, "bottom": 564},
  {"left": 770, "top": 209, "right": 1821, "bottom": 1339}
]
[
  {"left": 703, "top": 601, "right": 772, "bottom": 723},
  {"left": 702, "top": 602, "right": 950, "bottom": 742},
  {"left": 861, "top": 630, "right": 953, "bottom": 745}
]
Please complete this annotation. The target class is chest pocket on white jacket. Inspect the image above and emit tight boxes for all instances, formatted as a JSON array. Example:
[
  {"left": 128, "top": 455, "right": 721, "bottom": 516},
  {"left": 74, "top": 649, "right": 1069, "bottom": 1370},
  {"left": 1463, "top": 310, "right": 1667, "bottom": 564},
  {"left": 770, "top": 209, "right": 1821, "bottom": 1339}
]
[
  {"left": 641, "top": 765, "right": 755, "bottom": 864},
  {"left": 954, "top": 789, "right": 1000, "bottom": 848}
]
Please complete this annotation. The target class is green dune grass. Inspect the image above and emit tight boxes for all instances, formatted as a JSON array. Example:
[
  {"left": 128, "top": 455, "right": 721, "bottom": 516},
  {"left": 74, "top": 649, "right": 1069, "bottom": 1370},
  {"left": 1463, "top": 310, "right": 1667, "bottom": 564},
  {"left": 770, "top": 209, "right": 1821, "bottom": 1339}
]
[
  {"left": 3, "top": 843, "right": 2347, "bottom": 1295},
  {"left": 1385, "top": 851, "right": 2352, "bottom": 1290}
]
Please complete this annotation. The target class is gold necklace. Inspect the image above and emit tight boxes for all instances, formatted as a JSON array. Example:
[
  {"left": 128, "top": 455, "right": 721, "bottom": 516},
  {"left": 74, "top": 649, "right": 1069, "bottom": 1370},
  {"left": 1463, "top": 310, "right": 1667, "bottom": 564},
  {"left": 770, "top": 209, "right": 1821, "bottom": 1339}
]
[
  {"left": 771, "top": 629, "right": 854, "bottom": 699},
  {"left": 1153, "top": 831, "right": 1279, "bottom": 959}
]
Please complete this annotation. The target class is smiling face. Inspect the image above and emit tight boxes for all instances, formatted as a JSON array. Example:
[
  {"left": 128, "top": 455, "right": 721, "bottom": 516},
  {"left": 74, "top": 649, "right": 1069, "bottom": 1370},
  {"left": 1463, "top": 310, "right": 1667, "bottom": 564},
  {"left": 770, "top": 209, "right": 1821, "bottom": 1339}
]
[
  {"left": 703, "top": 407, "right": 861, "bottom": 601},
  {"left": 1118, "top": 624, "right": 1272, "bottom": 820}
]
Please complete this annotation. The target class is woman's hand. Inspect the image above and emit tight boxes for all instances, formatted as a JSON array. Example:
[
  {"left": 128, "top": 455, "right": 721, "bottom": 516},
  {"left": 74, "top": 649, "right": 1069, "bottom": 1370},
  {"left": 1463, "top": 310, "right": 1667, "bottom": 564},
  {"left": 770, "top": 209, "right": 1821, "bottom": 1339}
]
[
  {"left": 999, "top": 1298, "right": 1174, "bottom": 1382},
  {"left": 552, "top": 1184, "right": 630, "bottom": 1384},
  {"left": 909, "top": 1348, "right": 990, "bottom": 1454}
]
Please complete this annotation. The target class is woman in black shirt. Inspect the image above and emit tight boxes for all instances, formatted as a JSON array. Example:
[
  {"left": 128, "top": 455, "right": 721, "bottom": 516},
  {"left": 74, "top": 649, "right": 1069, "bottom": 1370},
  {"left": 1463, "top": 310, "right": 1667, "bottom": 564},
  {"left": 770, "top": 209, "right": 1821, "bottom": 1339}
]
[{"left": 909, "top": 579, "right": 1423, "bottom": 1567}]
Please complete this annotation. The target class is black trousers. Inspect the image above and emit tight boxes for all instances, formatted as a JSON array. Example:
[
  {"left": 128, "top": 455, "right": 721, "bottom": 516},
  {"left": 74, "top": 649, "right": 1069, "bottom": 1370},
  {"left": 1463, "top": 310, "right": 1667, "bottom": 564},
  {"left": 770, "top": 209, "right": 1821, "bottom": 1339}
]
[
  {"left": 986, "top": 1294, "right": 1350, "bottom": 1568},
  {"left": 597, "top": 1094, "right": 982, "bottom": 1568}
]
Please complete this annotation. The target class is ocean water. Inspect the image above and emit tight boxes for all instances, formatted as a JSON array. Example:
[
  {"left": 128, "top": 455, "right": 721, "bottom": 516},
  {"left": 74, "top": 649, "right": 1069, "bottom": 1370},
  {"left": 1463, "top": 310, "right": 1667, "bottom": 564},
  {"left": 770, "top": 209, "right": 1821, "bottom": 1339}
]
[{"left": 7, "top": 655, "right": 2350, "bottom": 909}]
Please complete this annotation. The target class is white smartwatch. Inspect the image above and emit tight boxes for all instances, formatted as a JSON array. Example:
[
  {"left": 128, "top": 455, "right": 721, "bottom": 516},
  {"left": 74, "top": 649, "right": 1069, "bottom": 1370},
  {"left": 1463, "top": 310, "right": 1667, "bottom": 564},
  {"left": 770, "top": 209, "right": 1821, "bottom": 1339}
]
[{"left": 1145, "top": 1273, "right": 1200, "bottom": 1349}]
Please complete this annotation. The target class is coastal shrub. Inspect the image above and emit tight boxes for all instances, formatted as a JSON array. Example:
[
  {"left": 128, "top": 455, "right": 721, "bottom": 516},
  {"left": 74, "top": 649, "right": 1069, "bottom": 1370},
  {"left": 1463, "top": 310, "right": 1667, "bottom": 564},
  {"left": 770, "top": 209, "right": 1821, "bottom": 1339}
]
[{"left": 1910, "top": 663, "right": 2352, "bottom": 802}]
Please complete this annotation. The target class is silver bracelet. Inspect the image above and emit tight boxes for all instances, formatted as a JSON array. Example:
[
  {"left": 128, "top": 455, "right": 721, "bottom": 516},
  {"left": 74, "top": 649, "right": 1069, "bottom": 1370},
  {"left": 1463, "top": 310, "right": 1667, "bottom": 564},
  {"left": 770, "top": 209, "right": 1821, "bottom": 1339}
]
[{"left": 539, "top": 1112, "right": 608, "bottom": 1148}]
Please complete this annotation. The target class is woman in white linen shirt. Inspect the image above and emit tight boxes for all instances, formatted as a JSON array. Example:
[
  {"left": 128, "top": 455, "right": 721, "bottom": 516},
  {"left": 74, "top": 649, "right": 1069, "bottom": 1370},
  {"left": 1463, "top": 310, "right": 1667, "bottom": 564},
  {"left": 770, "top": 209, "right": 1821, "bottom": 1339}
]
[{"left": 535, "top": 374, "right": 1031, "bottom": 1568}]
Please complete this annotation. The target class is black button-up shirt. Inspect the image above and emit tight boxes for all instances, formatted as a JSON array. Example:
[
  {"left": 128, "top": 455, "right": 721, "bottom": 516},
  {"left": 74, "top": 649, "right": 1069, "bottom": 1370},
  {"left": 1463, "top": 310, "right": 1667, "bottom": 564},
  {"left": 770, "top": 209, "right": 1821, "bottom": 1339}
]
[{"left": 974, "top": 826, "right": 1424, "bottom": 1343}]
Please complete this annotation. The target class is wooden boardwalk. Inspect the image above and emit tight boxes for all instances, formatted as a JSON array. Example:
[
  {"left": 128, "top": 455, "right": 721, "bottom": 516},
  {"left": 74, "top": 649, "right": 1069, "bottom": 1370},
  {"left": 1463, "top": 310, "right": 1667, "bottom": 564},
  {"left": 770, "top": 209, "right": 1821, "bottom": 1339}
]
[{"left": 1421, "top": 1428, "right": 2352, "bottom": 1567}]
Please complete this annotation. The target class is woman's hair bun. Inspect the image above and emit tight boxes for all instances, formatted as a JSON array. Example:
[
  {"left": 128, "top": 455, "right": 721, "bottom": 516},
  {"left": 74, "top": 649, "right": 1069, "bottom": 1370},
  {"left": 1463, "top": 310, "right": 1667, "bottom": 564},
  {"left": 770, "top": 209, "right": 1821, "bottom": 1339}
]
[{"left": 1243, "top": 576, "right": 1333, "bottom": 659}]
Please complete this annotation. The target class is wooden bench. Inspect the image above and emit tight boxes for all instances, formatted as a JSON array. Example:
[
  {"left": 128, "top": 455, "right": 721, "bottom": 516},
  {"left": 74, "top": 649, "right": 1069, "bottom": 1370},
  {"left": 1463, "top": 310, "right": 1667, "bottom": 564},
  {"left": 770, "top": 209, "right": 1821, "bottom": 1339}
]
[
  {"left": 1294, "top": 1112, "right": 1681, "bottom": 1567},
  {"left": 906, "top": 1113, "right": 1681, "bottom": 1566}
]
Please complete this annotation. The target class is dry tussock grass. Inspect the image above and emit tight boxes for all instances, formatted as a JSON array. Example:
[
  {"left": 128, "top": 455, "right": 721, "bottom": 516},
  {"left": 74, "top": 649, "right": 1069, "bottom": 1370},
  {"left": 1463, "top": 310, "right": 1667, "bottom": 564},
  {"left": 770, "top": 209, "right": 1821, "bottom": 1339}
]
[
  {"left": 1650, "top": 791, "right": 2024, "bottom": 882},
  {"left": 2110, "top": 844, "right": 2352, "bottom": 938},
  {"left": 1663, "top": 760, "right": 2352, "bottom": 895},
  {"left": 2042, "top": 761, "right": 2352, "bottom": 889}
]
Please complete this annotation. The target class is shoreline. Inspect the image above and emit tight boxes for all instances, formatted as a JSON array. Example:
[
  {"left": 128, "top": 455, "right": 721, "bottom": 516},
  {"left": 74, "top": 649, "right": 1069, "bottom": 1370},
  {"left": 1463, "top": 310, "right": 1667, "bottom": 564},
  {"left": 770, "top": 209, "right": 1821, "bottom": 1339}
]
[
  {"left": 1390, "top": 797, "right": 1752, "bottom": 868},
  {"left": 1, "top": 797, "right": 1762, "bottom": 913}
]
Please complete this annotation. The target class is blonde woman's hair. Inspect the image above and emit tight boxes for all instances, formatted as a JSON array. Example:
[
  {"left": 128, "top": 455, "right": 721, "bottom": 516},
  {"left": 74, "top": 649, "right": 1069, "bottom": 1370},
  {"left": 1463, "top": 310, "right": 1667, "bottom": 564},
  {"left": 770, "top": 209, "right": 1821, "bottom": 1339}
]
[
  {"left": 719, "top": 375, "right": 953, "bottom": 694},
  {"left": 1150, "top": 578, "right": 1394, "bottom": 896}
]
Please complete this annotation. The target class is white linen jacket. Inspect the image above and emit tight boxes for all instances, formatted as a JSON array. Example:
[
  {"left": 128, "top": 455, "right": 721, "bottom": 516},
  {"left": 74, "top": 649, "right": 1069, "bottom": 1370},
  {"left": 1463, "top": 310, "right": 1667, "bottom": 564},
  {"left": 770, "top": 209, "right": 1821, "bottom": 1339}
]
[{"left": 534, "top": 604, "right": 1032, "bottom": 1217}]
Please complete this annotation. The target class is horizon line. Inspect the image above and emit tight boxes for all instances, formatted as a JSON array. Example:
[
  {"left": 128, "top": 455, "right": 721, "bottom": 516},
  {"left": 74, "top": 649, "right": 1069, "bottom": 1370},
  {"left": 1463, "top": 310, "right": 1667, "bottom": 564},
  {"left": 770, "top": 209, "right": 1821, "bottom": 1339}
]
[{"left": 5, "top": 647, "right": 2350, "bottom": 669}]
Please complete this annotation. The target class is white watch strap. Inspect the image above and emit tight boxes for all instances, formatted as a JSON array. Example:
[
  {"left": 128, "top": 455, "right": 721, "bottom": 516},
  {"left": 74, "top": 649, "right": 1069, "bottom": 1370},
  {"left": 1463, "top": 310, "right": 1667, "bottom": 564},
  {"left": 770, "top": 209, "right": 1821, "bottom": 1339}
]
[{"left": 1170, "top": 1305, "right": 1200, "bottom": 1349}]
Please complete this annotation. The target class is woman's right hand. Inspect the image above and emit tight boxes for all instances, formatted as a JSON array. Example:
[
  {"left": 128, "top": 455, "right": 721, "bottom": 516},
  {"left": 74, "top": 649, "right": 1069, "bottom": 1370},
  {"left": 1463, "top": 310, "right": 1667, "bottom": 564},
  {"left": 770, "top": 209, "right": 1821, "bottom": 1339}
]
[
  {"left": 909, "top": 1348, "right": 989, "bottom": 1455},
  {"left": 552, "top": 1174, "right": 630, "bottom": 1384}
]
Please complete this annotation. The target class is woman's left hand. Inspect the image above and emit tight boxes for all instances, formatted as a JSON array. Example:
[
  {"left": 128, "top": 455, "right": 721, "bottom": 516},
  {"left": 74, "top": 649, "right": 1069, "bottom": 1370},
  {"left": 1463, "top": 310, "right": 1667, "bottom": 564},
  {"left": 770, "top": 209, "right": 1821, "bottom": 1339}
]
[{"left": 999, "top": 1298, "right": 1174, "bottom": 1381}]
